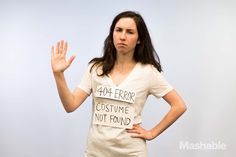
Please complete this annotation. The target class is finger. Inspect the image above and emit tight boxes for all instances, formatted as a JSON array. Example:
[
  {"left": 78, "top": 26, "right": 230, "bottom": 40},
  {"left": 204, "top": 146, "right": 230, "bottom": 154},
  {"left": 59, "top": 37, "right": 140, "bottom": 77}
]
[
  {"left": 132, "top": 125, "right": 141, "bottom": 130},
  {"left": 133, "top": 123, "right": 141, "bottom": 127},
  {"left": 51, "top": 46, "right": 54, "bottom": 57},
  {"left": 67, "top": 55, "right": 76, "bottom": 65},
  {"left": 56, "top": 42, "right": 60, "bottom": 54},
  {"left": 62, "top": 41, "right": 68, "bottom": 56},
  {"left": 126, "top": 129, "right": 140, "bottom": 134},
  {"left": 128, "top": 124, "right": 139, "bottom": 130},
  {"left": 59, "top": 40, "right": 64, "bottom": 54},
  {"left": 130, "top": 133, "right": 144, "bottom": 139}
]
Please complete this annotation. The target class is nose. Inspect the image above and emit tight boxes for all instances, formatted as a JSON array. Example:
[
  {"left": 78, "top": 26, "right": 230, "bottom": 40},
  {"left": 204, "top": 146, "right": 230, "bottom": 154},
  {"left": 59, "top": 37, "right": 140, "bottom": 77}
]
[{"left": 120, "top": 31, "right": 126, "bottom": 40}]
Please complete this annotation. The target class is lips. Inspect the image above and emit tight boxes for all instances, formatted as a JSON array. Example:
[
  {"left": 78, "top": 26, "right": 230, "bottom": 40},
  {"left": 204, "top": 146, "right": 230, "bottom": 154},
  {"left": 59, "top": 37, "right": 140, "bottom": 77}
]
[{"left": 117, "top": 43, "right": 127, "bottom": 46}]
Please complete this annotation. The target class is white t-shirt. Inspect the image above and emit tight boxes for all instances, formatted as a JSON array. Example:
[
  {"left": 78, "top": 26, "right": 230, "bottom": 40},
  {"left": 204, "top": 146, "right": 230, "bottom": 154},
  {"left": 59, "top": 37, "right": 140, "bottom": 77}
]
[{"left": 78, "top": 62, "right": 173, "bottom": 157}]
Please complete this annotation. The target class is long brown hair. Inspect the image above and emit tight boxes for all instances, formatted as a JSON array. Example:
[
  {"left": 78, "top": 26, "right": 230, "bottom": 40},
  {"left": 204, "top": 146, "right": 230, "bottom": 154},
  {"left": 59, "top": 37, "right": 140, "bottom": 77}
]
[{"left": 89, "top": 11, "right": 162, "bottom": 76}]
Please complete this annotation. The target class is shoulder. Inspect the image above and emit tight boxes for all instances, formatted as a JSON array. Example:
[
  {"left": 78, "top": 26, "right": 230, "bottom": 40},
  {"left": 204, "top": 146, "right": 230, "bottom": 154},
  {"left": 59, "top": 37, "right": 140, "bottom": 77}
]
[
  {"left": 87, "top": 62, "right": 103, "bottom": 76},
  {"left": 138, "top": 63, "right": 161, "bottom": 76}
]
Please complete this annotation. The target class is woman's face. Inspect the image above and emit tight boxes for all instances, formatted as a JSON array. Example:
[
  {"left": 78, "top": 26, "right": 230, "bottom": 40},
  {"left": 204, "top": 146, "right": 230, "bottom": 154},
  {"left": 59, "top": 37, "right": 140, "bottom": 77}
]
[{"left": 113, "top": 17, "right": 139, "bottom": 56}]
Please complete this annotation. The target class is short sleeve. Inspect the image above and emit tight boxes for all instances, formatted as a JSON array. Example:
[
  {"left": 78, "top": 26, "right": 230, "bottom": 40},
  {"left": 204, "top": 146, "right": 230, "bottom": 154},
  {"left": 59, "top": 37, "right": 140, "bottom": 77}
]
[
  {"left": 148, "top": 66, "right": 173, "bottom": 98},
  {"left": 77, "top": 64, "right": 92, "bottom": 95}
]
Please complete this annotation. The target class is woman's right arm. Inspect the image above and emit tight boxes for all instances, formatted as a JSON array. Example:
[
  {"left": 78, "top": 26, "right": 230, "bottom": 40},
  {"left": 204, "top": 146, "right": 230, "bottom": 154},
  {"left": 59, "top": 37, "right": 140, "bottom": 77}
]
[{"left": 51, "top": 40, "right": 89, "bottom": 113}]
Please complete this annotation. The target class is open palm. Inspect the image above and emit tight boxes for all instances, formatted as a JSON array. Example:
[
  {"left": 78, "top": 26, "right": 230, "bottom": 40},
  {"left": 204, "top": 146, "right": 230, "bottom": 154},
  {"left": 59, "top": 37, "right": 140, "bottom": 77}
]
[{"left": 51, "top": 40, "right": 75, "bottom": 73}]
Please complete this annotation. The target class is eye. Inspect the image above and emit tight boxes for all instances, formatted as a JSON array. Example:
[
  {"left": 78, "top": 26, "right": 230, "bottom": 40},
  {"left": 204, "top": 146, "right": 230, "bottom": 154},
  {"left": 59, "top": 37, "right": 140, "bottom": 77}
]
[
  {"left": 127, "top": 29, "right": 135, "bottom": 34},
  {"left": 115, "top": 28, "right": 122, "bottom": 32},
  {"left": 127, "top": 31, "right": 134, "bottom": 34}
]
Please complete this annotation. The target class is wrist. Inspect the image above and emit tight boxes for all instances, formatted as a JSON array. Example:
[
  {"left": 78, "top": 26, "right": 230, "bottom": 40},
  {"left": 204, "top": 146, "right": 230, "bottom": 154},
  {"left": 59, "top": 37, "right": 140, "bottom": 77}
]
[
  {"left": 150, "top": 128, "right": 159, "bottom": 139},
  {"left": 53, "top": 71, "right": 64, "bottom": 78}
]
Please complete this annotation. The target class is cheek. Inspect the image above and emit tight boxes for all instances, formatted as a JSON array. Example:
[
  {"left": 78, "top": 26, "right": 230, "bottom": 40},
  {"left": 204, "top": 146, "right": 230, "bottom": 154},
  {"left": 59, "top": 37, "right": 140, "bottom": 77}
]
[
  {"left": 131, "top": 34, "right": 139, "bottom": 42},
  {"left": 113, "top": 33, "right": 118, "bottom": 43},
  {"left": 131, "top": 38, "right": 139, "bottom": 46}
]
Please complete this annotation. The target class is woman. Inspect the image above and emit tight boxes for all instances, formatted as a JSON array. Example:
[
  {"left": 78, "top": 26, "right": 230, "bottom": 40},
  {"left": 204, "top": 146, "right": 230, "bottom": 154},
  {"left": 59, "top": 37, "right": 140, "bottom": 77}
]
[{"left": 51, "top": 11, "right": 187, "bottom": 157}]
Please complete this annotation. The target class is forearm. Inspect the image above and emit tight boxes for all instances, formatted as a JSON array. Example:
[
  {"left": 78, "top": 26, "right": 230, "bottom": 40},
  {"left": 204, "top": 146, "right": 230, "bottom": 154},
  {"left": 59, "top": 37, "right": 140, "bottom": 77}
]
[
  {"left": 53, "top": 72, "right": 75, "bottom": 112},
  {"left": 151, "top": 104, "right": 187, "bottom": 139},
  {"left": 127, "top": 90, "right": 187, "bottom": 141}
]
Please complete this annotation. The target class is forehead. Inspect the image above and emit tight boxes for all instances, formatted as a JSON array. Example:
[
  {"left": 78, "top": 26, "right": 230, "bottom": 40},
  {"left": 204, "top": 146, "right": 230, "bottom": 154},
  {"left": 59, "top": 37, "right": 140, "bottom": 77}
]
[{"left": 115, "top": 17, "right": 137, "bottom": 29}]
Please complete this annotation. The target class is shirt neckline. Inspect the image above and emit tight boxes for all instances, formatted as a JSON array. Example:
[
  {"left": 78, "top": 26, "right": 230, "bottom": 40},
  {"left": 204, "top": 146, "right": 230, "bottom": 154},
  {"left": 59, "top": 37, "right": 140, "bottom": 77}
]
[{"left": 107, "top": 62, "right": 139, "bottom": 87}]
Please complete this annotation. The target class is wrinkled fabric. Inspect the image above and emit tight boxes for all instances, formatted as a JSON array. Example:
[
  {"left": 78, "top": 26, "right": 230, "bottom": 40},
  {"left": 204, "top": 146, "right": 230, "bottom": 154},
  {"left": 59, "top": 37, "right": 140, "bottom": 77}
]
[{"left": 78, "top": 63, "right": 173, "bottom": 157}]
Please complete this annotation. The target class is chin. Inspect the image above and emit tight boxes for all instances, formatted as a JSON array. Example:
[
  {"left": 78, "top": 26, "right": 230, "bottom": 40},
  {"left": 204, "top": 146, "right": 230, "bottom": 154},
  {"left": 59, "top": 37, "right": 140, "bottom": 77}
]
[{"left": 117, "top": 50, "right": 129, "bottom": 55}]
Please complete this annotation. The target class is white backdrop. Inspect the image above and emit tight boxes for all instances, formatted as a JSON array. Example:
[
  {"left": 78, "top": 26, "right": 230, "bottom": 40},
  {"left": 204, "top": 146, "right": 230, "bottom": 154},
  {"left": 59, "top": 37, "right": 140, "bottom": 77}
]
[{"left": 0, "top": 0, "right": 235, "bottom": 156}]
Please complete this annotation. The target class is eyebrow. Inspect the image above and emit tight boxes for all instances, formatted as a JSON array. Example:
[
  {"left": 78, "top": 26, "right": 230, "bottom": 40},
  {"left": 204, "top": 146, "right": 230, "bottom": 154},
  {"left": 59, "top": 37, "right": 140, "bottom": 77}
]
[{"left": 115, "top": 27, "right": 135, "bottom": 31}]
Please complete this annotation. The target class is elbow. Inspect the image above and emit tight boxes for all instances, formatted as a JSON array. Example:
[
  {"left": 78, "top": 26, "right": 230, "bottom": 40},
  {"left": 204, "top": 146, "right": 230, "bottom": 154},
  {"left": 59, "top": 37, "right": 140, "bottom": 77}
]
[
  {"left": 64, "top": 105, "right": 76, "bottom": 113},
  {"left": 63, "top": 99, "right": 77, "bottom": 113},
  {"left": 180, "top": 103, "right": 187, "bottom": 114},
  {"left": 172, "top": 102, "right": 187, "bottom": 115},
  {"left": 65, "top": 109, "right": 74, "bottom": 113}
]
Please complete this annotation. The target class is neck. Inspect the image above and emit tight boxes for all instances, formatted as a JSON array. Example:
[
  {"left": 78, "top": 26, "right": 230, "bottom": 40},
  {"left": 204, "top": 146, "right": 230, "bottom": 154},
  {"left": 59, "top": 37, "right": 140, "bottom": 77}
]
[
  {"left": 116, "top": 57, "right": 135, "bottom": 65},
  {"left": 116, "top": 51, "right": 135, "bottom": 65},
  {"left": 114, "top": 55, "right": 136, "bottom": 73}
]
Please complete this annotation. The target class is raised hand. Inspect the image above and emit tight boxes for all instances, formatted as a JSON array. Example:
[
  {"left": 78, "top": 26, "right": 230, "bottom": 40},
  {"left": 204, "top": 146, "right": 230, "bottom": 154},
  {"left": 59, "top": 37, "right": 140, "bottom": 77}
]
[{"left": 51, "top": 40, "right": 76, "bottom": 73}]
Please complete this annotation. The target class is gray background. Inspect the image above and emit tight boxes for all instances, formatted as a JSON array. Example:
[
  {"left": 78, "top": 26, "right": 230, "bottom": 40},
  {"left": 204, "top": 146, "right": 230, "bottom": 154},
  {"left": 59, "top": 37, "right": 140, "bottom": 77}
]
[{"left": 0, "top": 0, "right": 235, "bottom": 156}]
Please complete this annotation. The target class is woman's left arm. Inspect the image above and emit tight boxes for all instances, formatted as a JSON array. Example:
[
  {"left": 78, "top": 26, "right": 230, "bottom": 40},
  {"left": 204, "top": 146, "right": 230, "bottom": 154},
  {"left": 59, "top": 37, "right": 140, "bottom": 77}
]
[{"left": 127, "top": 89, "right": 187, "bottom": 140}]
